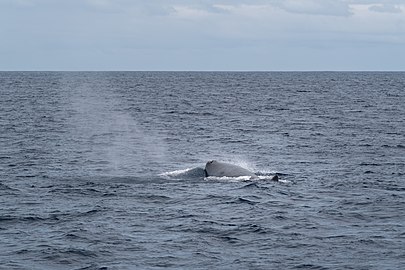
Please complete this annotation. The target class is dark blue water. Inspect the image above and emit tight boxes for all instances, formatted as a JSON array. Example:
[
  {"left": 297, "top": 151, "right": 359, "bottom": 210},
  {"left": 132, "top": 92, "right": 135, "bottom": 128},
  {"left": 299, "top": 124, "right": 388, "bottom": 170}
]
[{"left": 1, "top": 72, "right": 404, "bottom": 269}]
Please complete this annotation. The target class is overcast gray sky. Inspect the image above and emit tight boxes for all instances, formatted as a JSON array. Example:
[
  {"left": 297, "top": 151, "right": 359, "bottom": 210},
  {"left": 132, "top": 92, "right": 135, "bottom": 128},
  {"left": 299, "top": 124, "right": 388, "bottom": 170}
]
[{"left": 1, "top": 0, "right": 404, "bottom": 71}]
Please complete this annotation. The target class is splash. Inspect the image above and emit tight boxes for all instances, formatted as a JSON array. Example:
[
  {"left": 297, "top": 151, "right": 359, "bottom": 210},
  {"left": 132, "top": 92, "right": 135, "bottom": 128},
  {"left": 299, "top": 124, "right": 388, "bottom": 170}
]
[
  {"left": 201, "top": 155, "right": 259, "bottom": 173},
  {"left": 204, "top": 175, "right": 254, "bottom": 182}
]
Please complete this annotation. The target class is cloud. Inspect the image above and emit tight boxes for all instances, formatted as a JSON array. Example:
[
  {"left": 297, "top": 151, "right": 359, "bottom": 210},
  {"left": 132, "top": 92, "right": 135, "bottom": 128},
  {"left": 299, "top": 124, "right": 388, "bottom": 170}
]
[
  {"left": 346, "top": 0, "right": 404, "bottom": 4},
  {"left": 274, "top": 0, "right": 351, "bottom": 16},
  {"left": 369, "top": 4, "right": 403, "bottom": 13}
]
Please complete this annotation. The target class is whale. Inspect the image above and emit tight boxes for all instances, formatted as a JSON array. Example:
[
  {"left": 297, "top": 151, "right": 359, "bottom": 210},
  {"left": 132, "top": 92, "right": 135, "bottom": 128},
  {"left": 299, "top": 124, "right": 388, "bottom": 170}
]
[
  {"left": 204, "top": 160, "right": 279, "bottom": 181},
  {"left": 204, "top": 160, "right": 259, "bottom": 179}
]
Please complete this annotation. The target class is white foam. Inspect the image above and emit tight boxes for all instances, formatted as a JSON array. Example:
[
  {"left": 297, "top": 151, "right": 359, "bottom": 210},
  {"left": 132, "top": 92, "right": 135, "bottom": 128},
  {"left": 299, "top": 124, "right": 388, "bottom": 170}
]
[
  {"left": 256, "top": 169, "right": 278, "bottom": 175},
  {"left": 204, "top": 175, "right": 254, "bottom": 182},
  {"left": 257, "top": 175, "right": 290, "bottom": 183},
  {"left": 278, "top": 179, "right": 291, "bottom": 184},
  {"left": 204, "top": 175, "right": 289, "bottom": 183}
]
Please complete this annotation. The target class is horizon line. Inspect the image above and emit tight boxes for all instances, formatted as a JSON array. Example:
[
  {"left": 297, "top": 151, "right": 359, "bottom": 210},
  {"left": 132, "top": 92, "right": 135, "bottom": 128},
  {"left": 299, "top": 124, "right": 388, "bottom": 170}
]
[{"left": 1, "top": 70, "right": 404, "bottom": 72}]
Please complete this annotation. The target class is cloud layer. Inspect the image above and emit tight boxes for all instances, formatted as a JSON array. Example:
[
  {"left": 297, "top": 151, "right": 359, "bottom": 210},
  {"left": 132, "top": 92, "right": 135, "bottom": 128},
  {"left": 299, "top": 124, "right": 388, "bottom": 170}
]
[{"left": 1, "top": 0, "right": 404, "bottom": 70}]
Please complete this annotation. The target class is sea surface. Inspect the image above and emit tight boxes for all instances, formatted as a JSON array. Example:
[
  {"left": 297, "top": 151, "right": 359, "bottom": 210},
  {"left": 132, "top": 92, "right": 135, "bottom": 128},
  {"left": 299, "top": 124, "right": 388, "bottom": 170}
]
[{"left": 0, "top": 71, "right": 404, "bottom": 269}]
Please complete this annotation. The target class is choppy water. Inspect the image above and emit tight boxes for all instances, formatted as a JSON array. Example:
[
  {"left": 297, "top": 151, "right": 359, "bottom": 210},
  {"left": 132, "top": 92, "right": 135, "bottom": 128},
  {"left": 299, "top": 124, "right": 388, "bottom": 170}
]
[{"left": 1, "top": 72, "right": 404, "bottom": 269}]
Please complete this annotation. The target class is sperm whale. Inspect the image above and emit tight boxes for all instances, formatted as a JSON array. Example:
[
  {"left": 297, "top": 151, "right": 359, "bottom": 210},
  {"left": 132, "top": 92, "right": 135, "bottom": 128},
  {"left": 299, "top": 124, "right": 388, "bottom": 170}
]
[
  {"left": 204, "top": 160, "right": 259, "bottom": 179},
  {"left": 204, "top": 160, "right": 279, "bottom": 181}
]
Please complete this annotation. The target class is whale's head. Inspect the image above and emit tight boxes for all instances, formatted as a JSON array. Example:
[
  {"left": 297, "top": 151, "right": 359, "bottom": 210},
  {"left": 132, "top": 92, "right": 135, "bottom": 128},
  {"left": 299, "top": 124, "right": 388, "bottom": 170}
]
[
  {"left": 205, "top": 160, "right": 217, "bottom": 168},
  {"left": 204, "top": 160, "right": 217, "bottom": 177}
]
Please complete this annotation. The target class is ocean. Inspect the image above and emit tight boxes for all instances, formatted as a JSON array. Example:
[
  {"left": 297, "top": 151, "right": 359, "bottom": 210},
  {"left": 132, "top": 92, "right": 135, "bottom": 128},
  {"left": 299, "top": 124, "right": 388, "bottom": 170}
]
[{"left": 0, "top": 71, "right": 404, "bottom": 269}]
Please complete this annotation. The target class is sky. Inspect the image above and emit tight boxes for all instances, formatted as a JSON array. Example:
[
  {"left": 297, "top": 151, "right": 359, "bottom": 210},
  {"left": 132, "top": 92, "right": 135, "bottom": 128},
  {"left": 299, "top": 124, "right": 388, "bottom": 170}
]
[{"left": 1, "top": 0, "right": 404, "bottom": 71}]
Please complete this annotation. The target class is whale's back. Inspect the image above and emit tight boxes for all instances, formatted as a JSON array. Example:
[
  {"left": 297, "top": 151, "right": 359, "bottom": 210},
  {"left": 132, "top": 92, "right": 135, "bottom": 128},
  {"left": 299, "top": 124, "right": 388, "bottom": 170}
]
[{"left": 205, "top": 160, "right": 258, "bottom": 178}]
